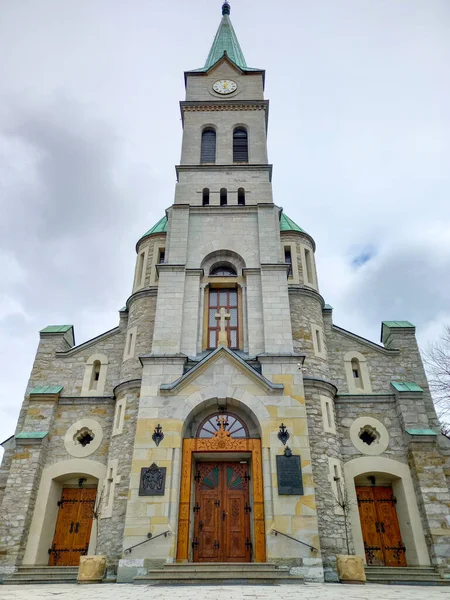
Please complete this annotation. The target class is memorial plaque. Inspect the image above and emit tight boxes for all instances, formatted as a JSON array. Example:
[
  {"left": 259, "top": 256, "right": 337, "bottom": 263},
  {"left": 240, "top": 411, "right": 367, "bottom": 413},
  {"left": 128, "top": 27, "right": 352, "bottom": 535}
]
[
  {"left": 139, "top": 462, "right": 166, "bottom": 496},
  {"left": 276, "top": 454, "right": 303, "bottom": 495}
]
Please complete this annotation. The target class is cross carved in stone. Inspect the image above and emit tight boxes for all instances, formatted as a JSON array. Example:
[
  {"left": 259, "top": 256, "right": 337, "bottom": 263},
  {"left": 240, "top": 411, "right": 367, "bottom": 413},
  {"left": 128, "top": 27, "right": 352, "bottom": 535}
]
[{"left": 215, "top": 306, "right": 231, "bottom": 347}]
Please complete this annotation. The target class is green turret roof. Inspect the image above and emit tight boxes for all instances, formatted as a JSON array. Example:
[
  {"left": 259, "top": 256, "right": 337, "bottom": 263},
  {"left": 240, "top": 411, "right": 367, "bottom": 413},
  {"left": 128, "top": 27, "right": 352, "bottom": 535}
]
[
  {"left": 138, "top": 213, "right": 308, "bottom": 247},
  {"left": 280, "top": 213, "right": 307, "bottom": 234},
  {"left": 189, "top": 3, "right": 262, "bottom": 74}
]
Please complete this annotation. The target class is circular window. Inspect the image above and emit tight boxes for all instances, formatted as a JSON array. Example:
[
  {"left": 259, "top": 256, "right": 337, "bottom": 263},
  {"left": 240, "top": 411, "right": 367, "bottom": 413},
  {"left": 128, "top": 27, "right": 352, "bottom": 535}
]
[
  {"left": 64, "top": 419, "right": 103, "bottom": 458},
  {"left": 349, "top": 417, "right": 389, "bottom": 456},
  {"left": 197, "top": 412, "right": 248, "bottom": 438}
]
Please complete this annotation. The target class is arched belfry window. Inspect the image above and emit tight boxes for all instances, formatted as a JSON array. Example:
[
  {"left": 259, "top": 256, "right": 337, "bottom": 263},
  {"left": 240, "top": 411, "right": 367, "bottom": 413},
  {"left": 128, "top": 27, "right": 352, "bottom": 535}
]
[
  {"left": 233, "top": 128, "right": 248, "bottom": 162},
  {"left": 238, "top": 188, "right": 245, "bottom": 206},
  {"left": 202, "top": 188, "right": 210, "bottom": 206},
  {"left": 201, "top": 129, "right": 216, "bottom": 163},
  {"left": 197, "top": 412, "right": 249, "bottom": 438},
  {"left": 220, "top": 188, "right": 227, "bottom": 206}
]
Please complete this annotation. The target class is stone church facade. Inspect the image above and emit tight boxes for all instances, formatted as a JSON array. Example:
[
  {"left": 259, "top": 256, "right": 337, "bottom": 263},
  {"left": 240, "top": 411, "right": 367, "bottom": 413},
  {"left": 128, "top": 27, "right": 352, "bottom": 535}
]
[{"left": 1, "top": 2, "right": 449, "bottom": 584}]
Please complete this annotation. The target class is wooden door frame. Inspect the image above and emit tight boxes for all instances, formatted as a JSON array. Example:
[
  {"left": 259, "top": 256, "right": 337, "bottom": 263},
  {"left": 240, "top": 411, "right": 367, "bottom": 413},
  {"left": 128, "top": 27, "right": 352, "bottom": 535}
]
[{"left": 176, "top": 436, "right": 266, "bottom": 562}]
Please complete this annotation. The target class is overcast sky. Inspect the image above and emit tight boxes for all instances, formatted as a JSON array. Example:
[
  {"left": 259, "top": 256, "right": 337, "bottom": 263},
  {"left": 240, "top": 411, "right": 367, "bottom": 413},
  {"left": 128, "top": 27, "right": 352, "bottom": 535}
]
[{"left": 1, "top": 0, "right": 449, "bottom": 454}]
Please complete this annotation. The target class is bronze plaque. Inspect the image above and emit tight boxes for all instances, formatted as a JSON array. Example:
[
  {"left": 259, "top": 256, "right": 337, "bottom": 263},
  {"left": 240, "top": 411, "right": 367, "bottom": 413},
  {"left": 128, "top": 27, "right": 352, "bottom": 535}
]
[
  {"left": 139, "top": 462, "right": 166, "bottom": 496},
  {"left": 276, "top": 454, "right": 303, "bottom": 495}
]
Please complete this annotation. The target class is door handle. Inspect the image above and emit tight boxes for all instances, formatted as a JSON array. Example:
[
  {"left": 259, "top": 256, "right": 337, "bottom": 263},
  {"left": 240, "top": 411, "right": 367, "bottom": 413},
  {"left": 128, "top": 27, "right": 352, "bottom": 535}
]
[
  {"left": 75, "top": 522, "right": 80, "bottom": 534},
  {"left": 222, "top": 510, "right": 227, "bottom": 521},
  {"left": 380, "top": 522, "right": 385, "bottom": 533},
  {"left": 69, "top": 522, "right": 74, "bottom": 533}
]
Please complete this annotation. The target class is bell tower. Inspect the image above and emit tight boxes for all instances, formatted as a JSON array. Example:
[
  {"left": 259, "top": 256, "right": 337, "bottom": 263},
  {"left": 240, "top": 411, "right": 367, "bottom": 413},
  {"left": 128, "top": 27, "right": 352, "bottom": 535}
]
[
  {"left": 151, "top": 1, "right": 293, "bottom": 357},
  {"left": 176, "top": 0, "right": 272, "bottom": 207}
]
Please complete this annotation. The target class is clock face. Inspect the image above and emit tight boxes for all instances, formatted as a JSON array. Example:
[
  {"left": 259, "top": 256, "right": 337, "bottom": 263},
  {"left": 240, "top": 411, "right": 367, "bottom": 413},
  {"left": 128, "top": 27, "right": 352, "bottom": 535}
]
[{"left": 213, "top": 79, "right": 237, "bottom": 95}]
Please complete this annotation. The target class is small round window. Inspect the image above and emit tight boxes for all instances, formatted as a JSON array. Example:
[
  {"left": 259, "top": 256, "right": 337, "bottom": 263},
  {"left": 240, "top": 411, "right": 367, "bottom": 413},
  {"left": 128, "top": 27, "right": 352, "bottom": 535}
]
[{"left": 197, "top": 412, "right": 249, "bottom": 438}]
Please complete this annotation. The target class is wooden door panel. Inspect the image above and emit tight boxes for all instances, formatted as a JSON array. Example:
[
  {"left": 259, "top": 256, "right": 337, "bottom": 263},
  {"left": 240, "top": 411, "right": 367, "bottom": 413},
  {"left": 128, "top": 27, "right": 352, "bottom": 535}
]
[
  {"left": 49, "top": 489, "right": 80, "bottom": 566},
  {"left": 71, "top": 488, "right": 96, "bottom": 565},
  {"left": 224, "top": 493, "right": 248, "bottom": 561},
  {"left": 194, "top": 462, "right": 251, "bottom": 563},
  {"left": 194, "top": 464, "right": 221, "bottom": 562},
  {"left": 356, "top": 487, "right": 384, "bottom": 566},
  {"left": 49, "top": 488, "right": 96, "bottom": 566},
  {"left": 373, "top": 487, "right": 406, "bottom": 567}
]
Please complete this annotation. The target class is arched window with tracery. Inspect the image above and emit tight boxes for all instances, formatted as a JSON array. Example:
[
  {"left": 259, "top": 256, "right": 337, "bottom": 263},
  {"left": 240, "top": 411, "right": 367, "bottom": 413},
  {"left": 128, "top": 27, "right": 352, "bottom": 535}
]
[{"left": 197, "top": 412, "right": 249, "bottom": 438}]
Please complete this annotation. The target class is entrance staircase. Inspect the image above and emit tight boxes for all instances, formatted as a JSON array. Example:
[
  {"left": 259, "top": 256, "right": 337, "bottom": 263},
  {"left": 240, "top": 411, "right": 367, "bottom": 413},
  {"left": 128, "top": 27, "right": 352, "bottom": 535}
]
[
  {"left": 365, "top": 566, "right": 450, "bottom": 586},
  {"left": 134, "top": 562, "right": 304, "bottom": 585},
  {"left": 2, "top": 565, "right": 79, "bottom": 585}
]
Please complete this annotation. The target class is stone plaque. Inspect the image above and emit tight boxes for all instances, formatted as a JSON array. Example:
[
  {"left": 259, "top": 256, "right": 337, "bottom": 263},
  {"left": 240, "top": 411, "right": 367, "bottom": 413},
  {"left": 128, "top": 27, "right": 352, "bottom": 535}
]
[
  {"left": 139, "top": 462, "right": 166, "bottom": 496},
  {"left": 276, "top": 454, "right": 303, "bottom": 495}
]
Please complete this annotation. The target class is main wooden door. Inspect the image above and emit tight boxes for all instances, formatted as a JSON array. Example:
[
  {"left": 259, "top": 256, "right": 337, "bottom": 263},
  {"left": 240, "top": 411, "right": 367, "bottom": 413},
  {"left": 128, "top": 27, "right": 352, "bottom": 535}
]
[
  {"left": 356, "top": 486, "right": 406, "bottom": 567},
  {"left": 193, "top": 462, "right": 251, "bottom": 562},
  {"left": 49, "top": 487, "right": 97, "bottom": 566}
]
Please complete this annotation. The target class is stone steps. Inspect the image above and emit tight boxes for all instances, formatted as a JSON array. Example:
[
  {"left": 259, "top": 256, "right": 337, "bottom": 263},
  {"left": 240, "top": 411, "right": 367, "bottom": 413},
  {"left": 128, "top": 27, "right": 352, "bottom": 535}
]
[
  {"left": 3, "top": 566, "right": 79, "bottom": 585},
  {"left": 365, "top": 566, "right": 450, "bottom": 586},
  {"left": 134, "top": 562, "right": 304, "bottom": 586}
]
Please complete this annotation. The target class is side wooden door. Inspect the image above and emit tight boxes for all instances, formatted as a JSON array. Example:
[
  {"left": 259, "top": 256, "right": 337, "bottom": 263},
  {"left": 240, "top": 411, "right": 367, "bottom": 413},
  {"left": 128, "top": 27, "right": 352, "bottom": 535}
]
[
  {"left": 356, "top": 486, "right": 384, "bottom": 566},
  {"left": 373, "top": 487, "right": 406, "bottom": 567},
  {"left": 49, "top": 488, "right": 96, "bottom": 566},
  {"left": 356, "top": 486, "right": 406, "bottom": 567}
]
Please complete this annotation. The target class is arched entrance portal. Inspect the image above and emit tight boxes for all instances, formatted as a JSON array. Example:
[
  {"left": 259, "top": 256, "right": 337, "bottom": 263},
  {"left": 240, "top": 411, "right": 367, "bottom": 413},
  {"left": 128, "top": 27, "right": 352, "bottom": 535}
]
[{"left": 177, "top": 407, "right": 266, "bottom": 563}]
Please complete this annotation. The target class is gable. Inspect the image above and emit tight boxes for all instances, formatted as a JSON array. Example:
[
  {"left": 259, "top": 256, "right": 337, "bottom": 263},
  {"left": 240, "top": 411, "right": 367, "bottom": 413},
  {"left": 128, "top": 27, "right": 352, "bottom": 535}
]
[{"left": 160, "top": 347, "right": 283, "bottom": 395}]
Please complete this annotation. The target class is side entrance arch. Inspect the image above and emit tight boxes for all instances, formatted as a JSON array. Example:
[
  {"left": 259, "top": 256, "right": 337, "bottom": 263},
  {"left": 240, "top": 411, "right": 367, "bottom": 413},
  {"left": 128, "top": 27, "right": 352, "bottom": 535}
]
[{"left": 176, "top": 416, "right": 265, "bottom": 562}]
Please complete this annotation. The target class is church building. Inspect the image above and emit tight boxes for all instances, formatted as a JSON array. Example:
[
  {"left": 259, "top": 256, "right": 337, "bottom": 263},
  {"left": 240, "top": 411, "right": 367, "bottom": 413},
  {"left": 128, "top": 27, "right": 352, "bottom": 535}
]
[{"left": 1, "top": 2, "right": 449, "bottom": 585}]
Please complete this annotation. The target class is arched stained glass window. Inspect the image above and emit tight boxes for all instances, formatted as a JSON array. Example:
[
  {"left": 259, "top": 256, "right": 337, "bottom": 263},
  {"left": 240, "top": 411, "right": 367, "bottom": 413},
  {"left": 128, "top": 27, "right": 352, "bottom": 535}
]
[{"left": 197, "top": 412, "right": 249, "bottom": 438}]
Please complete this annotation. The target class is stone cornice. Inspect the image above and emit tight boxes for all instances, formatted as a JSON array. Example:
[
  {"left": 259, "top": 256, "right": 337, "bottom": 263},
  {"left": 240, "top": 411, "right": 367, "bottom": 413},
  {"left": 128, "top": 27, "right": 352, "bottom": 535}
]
[
  {"left": 113, "top": 379, "right": 142, "bottom": 397},
  {"left": 180, "top": 99, "right": 269, "bottom": 128},
  {"left": 288, "top": 286, "right": 325, "bottom": 307},
  {"left": 125, "top": 287, "right": 158, "bottom": 312},
  {"left": 59, "top": 396, "right": 115, "bottom": 405},
  {"left": 176, "top": 164, "right": 273, "bottom": 182},
  {"left": 335, "top": 393, "right": 395, "bottom": 404},
  {"left": 303, "top": 376, "right": 338, "bottom": 397}
]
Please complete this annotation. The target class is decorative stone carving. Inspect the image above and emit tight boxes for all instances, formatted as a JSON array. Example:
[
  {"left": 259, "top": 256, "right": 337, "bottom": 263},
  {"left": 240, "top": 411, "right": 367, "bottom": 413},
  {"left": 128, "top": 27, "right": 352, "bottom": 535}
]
[
  {"left": 336, "top": 554, "right": 366, "bottom": 584},
  {"left": 77, "top": 555, "right": 106, "bottom": 584},
  {"left": 139, "top": 462, "right": 166, "bottom": 496}
]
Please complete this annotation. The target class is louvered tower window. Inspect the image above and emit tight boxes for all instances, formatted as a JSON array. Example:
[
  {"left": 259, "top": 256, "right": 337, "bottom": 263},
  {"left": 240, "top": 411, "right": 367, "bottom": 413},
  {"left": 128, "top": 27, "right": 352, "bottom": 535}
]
[
  {"left": 237, "top": 188, "right": 245, "bottom": 205},
  {"left": 201, "top": 129, "right": 216, "bottom": 163},
  {"left": 220, "top": 188, "right": 227, "bottom": 206},
  {"left": 233, "top": 128, "right": 248, "bottom": 162},
  {"left": 202, "top": 188, "right": 210, "bottom": 206}
]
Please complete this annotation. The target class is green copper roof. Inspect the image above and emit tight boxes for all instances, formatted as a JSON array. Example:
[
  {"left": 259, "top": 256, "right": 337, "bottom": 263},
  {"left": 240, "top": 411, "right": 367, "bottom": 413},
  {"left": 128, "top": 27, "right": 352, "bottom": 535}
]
[
  {"left": 16, "top": 431, "right": 49, "bottom": 439},
  {"left": 40, "top": 325, "right": 73, "bottom": 334},
  {"left": 139, "top": 213, "right": 308, "bottom": 246},
  {"left": 406, "top": 428, "right": 437, "bottom": 436},
  {"left": 391, "top": 381, "right": 423, "bottom": 393},
  {"left": 205, "top": 4, "right": 247, "bottom": 70},
  {"left": 382, "top": 321, "right": 415, "bottom": 329},
  {"left": 190, "top": 3, "right": 261, "bottom": 74},
  {"left": 280, "top": 213, "right": 307, "bottom": 234},
  {"left": 141, "top": 216, "right": 168, "bottom": 238},
  {"left": 30, "top": 385, "right": 63, "bottom": 395}
]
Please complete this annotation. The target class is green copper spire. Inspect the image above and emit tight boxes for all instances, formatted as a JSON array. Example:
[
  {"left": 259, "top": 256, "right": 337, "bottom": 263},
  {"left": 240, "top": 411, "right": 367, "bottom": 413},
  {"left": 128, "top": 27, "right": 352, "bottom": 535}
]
[{"left": 204, "top": 2, "right": 248, "bottom": 70}]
